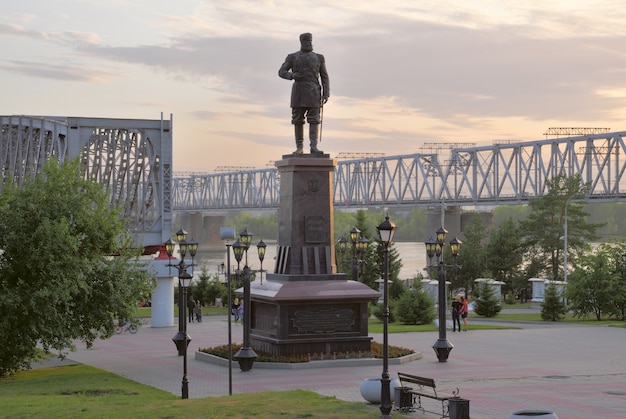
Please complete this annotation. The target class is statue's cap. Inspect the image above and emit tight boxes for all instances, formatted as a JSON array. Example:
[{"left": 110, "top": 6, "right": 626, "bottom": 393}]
[{"left": 299, "top": 33, "right": 312, "bottom": 42}]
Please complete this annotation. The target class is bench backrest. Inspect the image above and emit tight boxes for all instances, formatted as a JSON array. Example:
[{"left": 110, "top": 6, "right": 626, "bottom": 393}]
[{"left": 398, "top": 372, "right": 437, "bottom": 389}]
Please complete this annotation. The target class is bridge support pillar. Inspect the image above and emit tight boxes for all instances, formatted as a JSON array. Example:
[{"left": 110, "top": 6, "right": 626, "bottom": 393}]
[
  {"left": 426, "top": 206, "right": 462, "bottom": 241},
  {"left": 203, "top": 215, "right": 226, "bottom": 247},
  {"left": 146, "top": 257, "right": 176, "bottom": 328},
  {"left": 461, "top": 211, "right": 493, "bottom": 232},
  {"left": 178, "top": 213, "right": 226, "bottom": 248},
  {"left": 245, "top": 156, "right": 379, "bottom": 356}
]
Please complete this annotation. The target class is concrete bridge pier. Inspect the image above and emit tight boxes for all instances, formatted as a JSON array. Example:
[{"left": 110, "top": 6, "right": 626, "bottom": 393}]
[
  {"left": 177, "top": 213, "right": 225, "bottom": 248},
  {"left": 147, "top": 256, "right": 176, "bottom": 328},
  {"left": 426, "top": 206, "right": 494, "bottom": 243},
  {"left": 425, "top": 206, "right": 462, "bottom": 242}
]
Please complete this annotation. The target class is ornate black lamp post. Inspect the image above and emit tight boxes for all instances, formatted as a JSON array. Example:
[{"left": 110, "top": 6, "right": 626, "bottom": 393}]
[
  {"left": 165, "top": 229, "right": 198, "bottom": 357},
  {"left": 377, "top": 215, "right": 396, "bottom": 419},
  {"left": 220, "top": 227, "right": 236, "bottom": 396},
  {"left": 337, "top": 226, "right": 369, "bottom": 281},
  {"left": 425, "top": 226, "right": 461, "bottom": 363},
  {"left": 164, "top": 229, "right": 198, "bottom": 399},
  {"left": 178, "top": 271, "right": 192, "bottom": 399},
  {"left": 231, "top": 228, "right": 263, "bottom": 372}
]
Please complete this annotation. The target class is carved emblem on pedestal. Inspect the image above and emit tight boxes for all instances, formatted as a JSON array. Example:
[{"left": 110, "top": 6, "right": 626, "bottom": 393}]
[{"left": 309, "top": 178, "right": 320, "bottom": 192}]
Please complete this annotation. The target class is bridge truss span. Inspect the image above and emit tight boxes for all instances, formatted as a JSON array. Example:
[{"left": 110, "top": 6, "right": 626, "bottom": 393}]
[
  {"left": 1, "top": 115, "right": 173, "bottom": 247},
  {"left": 171, "top": 168, "right": 280, "bottom": 211},
  {"left": 447, "top": 131, "right": 626, "bottom": 204},
  {"left": 170, "top": 130, "right": 626, "bottom": 211}
]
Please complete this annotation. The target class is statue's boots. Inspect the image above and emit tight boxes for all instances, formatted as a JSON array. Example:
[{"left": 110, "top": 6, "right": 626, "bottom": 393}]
[
  {"left": 309, "top": 123, "right": 323, "bottom": 155},
  {"left": 293, "top": 124, "right": 304, "bottom": 154}
]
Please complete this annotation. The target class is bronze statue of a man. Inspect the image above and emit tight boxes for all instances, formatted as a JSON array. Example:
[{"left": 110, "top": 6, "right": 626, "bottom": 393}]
[{"left": 278, "top": 33, "right": 329, "bottom": 155}]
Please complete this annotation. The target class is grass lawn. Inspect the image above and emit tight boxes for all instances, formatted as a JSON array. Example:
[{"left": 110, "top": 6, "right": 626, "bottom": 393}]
[
  {"left": 1, "top": 364, "right": 387, "bottom": 418},
  {"left": 367, "top": 318, "right": 514, "bottom": 333},
  {"left": 484, "top": 311, "right": 625, "bottom": 326}
]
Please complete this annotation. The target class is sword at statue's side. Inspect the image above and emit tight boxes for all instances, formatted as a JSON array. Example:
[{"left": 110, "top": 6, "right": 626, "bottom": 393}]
[
  {"left": 319, "top": 96, "right": 327, "bottom": 143},
  {"left": 319, "top": 104, "right": 323, "bottom": 143}
]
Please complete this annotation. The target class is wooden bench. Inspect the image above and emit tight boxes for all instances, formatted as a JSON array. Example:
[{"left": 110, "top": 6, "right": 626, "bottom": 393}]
[{"left": 397, "top": 372, "right": 460, "bottom": 418}]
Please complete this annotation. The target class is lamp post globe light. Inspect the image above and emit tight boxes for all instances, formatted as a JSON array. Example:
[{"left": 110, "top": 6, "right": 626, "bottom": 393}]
[
  {"left": 164, "top": 229, "right": 198, "bottom": 399},
  {"left": 425, "top": 226, "right": 461, "bottom": 363},
  {"left": 377, "top": 215, "right": 396, "bottom": 419},
  {"left": 257, "top": 239, "right": 267, "bottom": 284}
]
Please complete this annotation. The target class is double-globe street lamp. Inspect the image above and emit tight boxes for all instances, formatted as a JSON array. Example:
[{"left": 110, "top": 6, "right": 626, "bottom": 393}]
[
  {"left": 231, "top": 228, "right": 266, "bottom": 372},
  {"left": 164, "top": 229, "right": 198, "bottom": 399},
  {"left": 425, "top": 226, "right": 461, "bottom": 363},
  {"left": 337, "top": 226, "right": 370, "bottom": 281},
  {"left": 377, "top": 215, "right": 396, "bottom": 419}
]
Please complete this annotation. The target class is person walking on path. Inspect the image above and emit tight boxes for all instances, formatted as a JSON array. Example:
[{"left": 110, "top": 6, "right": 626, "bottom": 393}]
[
  {"left": 460, "top": 296, "right": 469, "bottom": 331},
  {"left": 451, "top": 296, "right": 461, "bottom": 332},
  {"left": 232, "top": 297, "right": 241, "bottom": 324},
  {"left": 187, "top": 295, "right": 196, "bottom": 323},
  {"left": 195, "top": 300, "right": 202, "bottom": 323}
]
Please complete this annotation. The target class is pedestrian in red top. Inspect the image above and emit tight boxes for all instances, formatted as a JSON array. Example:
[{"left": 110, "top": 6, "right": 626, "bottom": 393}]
[{"left": 460, "top": 296, "right": 469, "bottom": 331}]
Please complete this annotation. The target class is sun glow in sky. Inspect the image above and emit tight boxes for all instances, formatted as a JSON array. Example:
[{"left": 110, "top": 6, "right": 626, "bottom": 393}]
[{"left": 2, "top": 1, "right": 626, "bottom": 172}]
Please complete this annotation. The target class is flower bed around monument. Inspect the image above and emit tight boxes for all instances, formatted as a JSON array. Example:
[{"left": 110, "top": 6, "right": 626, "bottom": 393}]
[{"left": 199, "top": 341, "right": 414, "bottom": 363}]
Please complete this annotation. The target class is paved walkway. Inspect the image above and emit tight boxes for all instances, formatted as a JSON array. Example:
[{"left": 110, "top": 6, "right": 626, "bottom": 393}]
[{"left": 47, "top": 313, "right": 626, "bottom": 418}]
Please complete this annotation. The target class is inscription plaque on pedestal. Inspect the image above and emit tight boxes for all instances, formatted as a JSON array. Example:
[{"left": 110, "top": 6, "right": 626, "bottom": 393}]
[
  {"left": 305, "top": 215, "right": 326, "bottom": 243},
  {"left": 292, "top": 306, "right": 355, "bottom": 334}
]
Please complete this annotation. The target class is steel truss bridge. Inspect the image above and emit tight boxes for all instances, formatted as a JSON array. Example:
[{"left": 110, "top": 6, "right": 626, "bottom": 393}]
[
  {"left": 172, "top": 131, "right": 626, "bottom": 211},
  {"left": 0, "top": 115, "right": 173, "bottom": 247}
]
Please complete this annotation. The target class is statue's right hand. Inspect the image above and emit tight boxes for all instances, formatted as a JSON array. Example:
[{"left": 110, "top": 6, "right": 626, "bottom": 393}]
[{"left": 291, "top": 72, "right": 302, "bottom": 81}]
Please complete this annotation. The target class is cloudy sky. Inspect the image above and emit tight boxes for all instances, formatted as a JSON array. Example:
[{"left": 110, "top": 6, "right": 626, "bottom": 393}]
[{"left": 2, "top": 1, "right": 626, "bottom": 172}]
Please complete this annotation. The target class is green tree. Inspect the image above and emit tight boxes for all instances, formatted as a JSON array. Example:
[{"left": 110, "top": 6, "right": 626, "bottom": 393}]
[
  {"left": 485, "top": 217, "right": 523, "bottom": 296},
  {"left": 192, "top": 266, "right": 227, "bottom": 306},
  {"left": 0, "top": 159, "right": 154, "bottom": 376},
  {"left": 519, "top": 174, "right": 602, "bottom": 281},
  {"left": 473, "top": 281, "right": 502, "bottom": 318},
  {"left": 541, "top": 283, "right": 567, "bottom": 321},
  {"left": 454, "top": 215, "right": 488, "bottom": 296},
  {"left": 567, "top": 243, "right": 626, "bottom": 320},
  {"left": 394, "top": 280, "right": 436, "bottom": 325}
]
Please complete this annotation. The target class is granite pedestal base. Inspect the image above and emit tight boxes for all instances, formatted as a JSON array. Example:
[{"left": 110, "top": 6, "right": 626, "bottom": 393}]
[{"left": 248, "top": 275, "right": 379, "bottom": 356}]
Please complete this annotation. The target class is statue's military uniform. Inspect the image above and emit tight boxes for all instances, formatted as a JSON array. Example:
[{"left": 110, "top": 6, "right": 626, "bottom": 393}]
[
  {"left": 278, "top": 33, "right": 329, "bottom": 155},
  {"left": 279, "top": 50, "right": 329, "bottom": 111}
]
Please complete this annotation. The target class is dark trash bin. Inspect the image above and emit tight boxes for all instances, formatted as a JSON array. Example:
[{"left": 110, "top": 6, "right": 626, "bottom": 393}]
[
  {"left": 449, "top": 397, "right": 470, "bottom": 419},
  {"left": 393, "top": 386, "right": 413, "bottom": 410}
]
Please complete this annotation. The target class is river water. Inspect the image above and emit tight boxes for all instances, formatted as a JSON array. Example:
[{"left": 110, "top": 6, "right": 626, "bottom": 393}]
[{"left": 194, "top": 241, "right": 428, "bottom": 281}]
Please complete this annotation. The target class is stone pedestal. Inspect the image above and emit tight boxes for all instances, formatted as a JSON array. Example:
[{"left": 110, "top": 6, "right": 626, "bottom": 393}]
[{"left": 248, "top": 156, "right": 379, "bottom": 356}]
